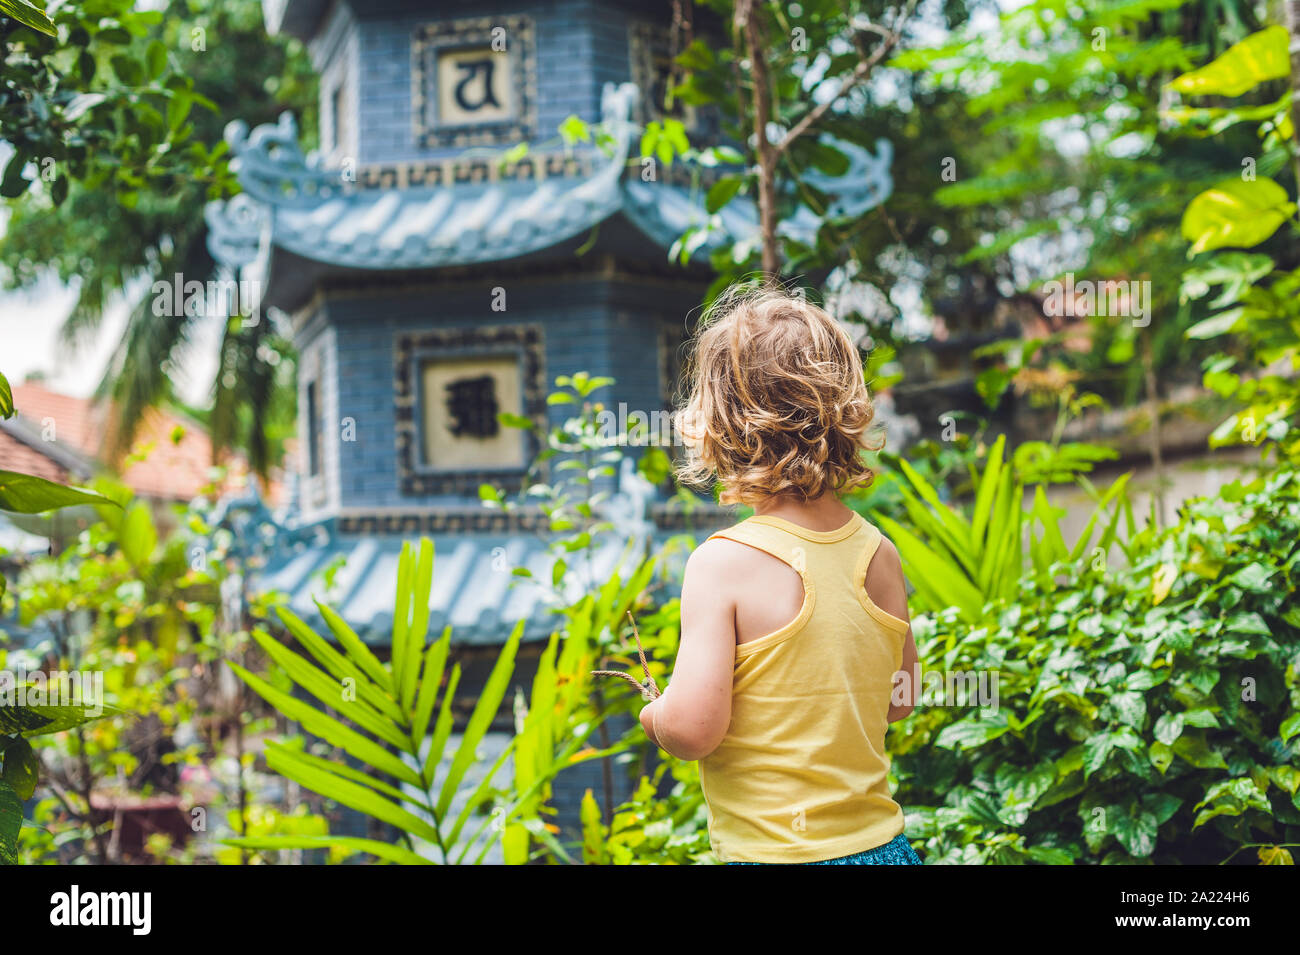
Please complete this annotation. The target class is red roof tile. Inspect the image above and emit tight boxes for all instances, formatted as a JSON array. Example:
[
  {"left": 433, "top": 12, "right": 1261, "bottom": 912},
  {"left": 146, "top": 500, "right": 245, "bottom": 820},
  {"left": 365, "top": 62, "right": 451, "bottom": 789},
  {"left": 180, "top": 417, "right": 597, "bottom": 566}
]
[
  {"left": 0, "top": 428, "right": 72, "bottom": 484},
  {"left": 4, "top": 382, "right": 286, "bottom": 504}
]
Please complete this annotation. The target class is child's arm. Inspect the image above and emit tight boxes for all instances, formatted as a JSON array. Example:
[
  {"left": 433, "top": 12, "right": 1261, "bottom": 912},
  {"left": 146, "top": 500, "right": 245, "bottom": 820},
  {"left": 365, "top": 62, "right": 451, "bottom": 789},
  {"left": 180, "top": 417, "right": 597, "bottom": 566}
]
[
  {"left": 866, "top": 537, "right": 920, "bottom": 722},
  {"left": 638, "top": 541, "right": 736, "bottom": 760}
]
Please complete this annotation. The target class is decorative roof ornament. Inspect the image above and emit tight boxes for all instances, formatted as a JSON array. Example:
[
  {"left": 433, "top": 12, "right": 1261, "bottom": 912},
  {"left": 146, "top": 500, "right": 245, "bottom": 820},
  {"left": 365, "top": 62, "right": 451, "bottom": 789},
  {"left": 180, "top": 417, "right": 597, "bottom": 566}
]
[
  {"left": 202, "top": 82, "right": 894, "bottom": 289},
  {"left": 222, "top": 111, "right": 353, "bottom": 209},
  {"left": 203, "top": 192, "right": 269, "bottom": 270}
]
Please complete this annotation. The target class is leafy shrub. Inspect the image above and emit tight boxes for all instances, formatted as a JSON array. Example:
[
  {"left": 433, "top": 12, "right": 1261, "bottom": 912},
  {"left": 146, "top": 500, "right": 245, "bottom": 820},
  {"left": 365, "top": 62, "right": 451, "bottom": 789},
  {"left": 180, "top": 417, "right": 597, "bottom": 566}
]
[{"left": 893, "top": 467, "right": 1300, "bottom": 864}]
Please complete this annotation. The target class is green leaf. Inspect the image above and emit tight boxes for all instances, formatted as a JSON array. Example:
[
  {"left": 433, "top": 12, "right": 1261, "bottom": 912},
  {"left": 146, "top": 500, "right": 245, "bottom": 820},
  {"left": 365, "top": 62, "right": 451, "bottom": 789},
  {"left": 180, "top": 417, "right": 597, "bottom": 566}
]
[
  {"left": 146, "top": 40, "right": 168, "bottom": 80},
  {"left": 1154, "top": 712, "right": 1184, "bottom": 745},
  {"left": 435, "top": 620, "right": 522, "bottom": 819},
  {"left": 119, "top": 501, "right": 158, "bottom": 567},
  {"left": 1171, "top": 733, "right": 1227, "bottom": 769},
  {"left": 1186, "top": 307, "right": 1246, "bottom": 340},
  {"left": 0, "top": 371, "right": 12, "bottom": 418},
  {"left": 0, "top": 149, "right": 29, "bottom": 199},
  {"left": 559, "top": 115, "right": 591, "bottom": 145},
  {"left": 229, "top": 662, "right": 423, "bottom": 788},
  {"left": 249, "top": 629, "right": 409, "bottom": 751},
  {"left": 1110, "top": 691, "right": 1146, "bottom": 728},
  {"left": 223, "top": 834, "right": 434, "bottom": 865},
  {"left": 1, "top": 737, "right": 38, "bottom": 800},
  {"left": 0, "top": 779, "right": 20, "bottom": 865},
  {"left": 263, "top": 745, "right": 439, "bottom": 844},
  {"left": 410, "top": 627, "right": 451, "bottom": 746},
  {"left": 0, "top": 471, "right": 117, "bottom": 514},
  {"left": 264, "top": 741, "right": 408, "bottom": 802},
  {"left": 1229, "top": 562, "right": 1273, "bottom": 592},
  {"left": 877, "top": 514, "right": 986, "bottom": 621},
  {"left": 1281, "top": 712, "right": 1300, "bottom": 745},
  {"left": 705, "top": 176, "right": 744, "bottom": 213},
  {"left": 1167, "top": 26, "right": 1289, "bottom": 97},
  {"left": 0, "top": 700, "right": 122, "bottom": 737},
  {"left": 1112, "top": 810, "right": 1158, "bottom": 857},
  {"left": 0, "top": 0, "right": 56, "bottom": 36},
  {"left": 422, "top": 664, "right": 462, "bottom": 787},
  {"left": 110, "top": 54, "right": 145, "bottom": 86},
  {"left": 1180, "top": 178, "right": 1296, "bottom": 256},
  {"left": 313, "top": 602, "right": 394, "bottom": 696}
]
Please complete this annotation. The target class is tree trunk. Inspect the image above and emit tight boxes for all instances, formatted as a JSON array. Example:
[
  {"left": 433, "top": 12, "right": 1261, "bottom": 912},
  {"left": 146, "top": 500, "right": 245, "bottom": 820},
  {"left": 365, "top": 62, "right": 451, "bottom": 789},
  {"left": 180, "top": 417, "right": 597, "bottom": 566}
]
[{"left": 737, "top": 0, "right": 780, "bottom": 279}]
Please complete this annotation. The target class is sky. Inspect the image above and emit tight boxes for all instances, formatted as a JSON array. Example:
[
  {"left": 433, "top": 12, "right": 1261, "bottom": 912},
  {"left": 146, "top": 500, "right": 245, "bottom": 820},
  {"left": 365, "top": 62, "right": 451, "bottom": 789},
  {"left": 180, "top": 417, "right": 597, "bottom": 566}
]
[{"left": 0, "top": 276, "right": 220, "bottom": 405}]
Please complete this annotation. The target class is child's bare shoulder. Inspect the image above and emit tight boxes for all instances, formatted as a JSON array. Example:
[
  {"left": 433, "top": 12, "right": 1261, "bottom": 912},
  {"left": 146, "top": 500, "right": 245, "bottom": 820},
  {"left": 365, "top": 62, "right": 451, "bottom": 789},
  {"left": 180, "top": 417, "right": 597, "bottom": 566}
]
[
  {"left": 685, "top": 535, "right": 770, "bottom": 585},
  {"left": 686, "top": 536, "right": 751, "bottom": 576}
]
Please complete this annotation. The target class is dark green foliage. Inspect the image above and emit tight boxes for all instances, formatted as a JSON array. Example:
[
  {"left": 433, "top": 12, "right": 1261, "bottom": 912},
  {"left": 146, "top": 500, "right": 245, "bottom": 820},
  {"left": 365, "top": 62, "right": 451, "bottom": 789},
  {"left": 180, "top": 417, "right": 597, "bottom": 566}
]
[{"left": 893, "top": 466, "right": 1300, "bottom": 864}]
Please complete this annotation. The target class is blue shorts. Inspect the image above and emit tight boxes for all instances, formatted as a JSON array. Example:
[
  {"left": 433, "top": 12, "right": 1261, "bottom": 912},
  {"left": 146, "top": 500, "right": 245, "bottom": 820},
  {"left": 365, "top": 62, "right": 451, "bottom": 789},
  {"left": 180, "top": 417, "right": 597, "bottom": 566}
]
[{"left": 728, "top": 833, "right": 922, "bottom": 865}]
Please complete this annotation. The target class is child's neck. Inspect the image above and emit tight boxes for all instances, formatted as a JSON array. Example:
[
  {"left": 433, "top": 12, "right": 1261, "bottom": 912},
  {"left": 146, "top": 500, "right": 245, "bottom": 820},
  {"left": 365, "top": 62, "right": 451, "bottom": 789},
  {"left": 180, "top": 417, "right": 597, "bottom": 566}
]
[{"left": 751, "top": 492, "right": 855, "bottom": 533}]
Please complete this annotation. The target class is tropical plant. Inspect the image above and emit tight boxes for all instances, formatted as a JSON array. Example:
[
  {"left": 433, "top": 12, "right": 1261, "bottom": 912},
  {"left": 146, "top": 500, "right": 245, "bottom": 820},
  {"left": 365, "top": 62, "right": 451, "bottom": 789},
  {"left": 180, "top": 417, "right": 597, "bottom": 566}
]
[
  {"left": 11, "top": 483, "right": 277, "bottom": 864},
  {"left": 1, "top": 0, "right": 315, "bottom": 475},
  {"left": 226, "top": 538, "right": 604, "bottom": 864},
  {"left": 580, "top": 758, "right": 714, "bottom": 865},
  {"left": 894, "top": 465, "right": 1300, "bottom": 864},
  {"left": 0, "top": 368, "right": 122, "bottom": 863},
  {"left": 1167, "top": 25, "right": 1300, "bottom": 463},
  {"left": 0, "top": 691, "right": 120, "bottom": 864},
  {"left": 872, "top": 434, "right": 1134, "bottom": 623},
  {"left": 503, "top": 550, "right": 660, "bottom": 863}
]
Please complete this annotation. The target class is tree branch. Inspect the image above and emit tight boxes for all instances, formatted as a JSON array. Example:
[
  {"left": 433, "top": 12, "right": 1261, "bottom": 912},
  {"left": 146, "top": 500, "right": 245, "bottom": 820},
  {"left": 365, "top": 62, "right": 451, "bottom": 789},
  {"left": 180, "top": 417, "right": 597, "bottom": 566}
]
[{"left": 776, "top": 0, "right": 919, "bottom": 157}]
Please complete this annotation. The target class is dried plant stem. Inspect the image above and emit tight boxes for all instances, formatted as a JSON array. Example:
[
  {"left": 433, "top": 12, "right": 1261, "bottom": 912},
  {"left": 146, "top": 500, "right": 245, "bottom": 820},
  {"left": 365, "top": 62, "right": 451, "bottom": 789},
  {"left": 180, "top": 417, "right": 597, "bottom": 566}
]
[{"left": 590, "top": 612, "right": 661, "bottom": 700}]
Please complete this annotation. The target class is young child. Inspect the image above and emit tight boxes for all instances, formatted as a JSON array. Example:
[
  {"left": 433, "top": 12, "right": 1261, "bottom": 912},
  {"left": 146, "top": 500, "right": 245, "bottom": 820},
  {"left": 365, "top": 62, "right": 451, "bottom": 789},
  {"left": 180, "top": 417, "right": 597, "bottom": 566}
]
[{"left": 638, "top": 286, "right": 921, "bottom": 865}]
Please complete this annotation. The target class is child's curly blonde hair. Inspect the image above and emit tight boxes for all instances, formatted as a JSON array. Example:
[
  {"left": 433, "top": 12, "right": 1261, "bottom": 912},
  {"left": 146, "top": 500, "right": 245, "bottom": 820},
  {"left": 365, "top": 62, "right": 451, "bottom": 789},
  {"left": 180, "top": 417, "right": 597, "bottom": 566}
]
[{"left": 674, "top": 285, "right": 882, "bottom": 506}]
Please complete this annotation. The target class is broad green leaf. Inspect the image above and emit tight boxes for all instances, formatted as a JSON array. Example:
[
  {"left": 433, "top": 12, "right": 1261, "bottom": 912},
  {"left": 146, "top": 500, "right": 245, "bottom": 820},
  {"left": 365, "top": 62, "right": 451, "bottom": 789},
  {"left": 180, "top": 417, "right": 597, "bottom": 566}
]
[
  {"left": 1180, "top": 178, "right": 1295, "bottom": 256},
  {"left": 0, "top": 779, "right": 20, "bottom": 865},
  {"left": 1167, "top": 26, "right": 1289, "bottom": 97},
  {"left": 0, "top": 471, "right": 117, "bottom": 514},
  {"left": 1281, "top": 712, "right": 1300, "bottom": 745},
  {"left": 0, "top": 0, "right": 56, "bottom": 36},
  {"left": 1186, "top": 307, "right": 1246, "bottom": 339},
  {"left": 119, "top": 501, "right": 158, "bottom": 567},
  {"left": 1, "top": 737, "right": 38, "bottom": 800},
  {"left": 1172, "top": 733, "right": 1227, "bottom": 769},
  {"left": 0, "top": 371, "right": 12, "bottom": 418},
  {"left": 0, "top": 700, "right": 123, "bottom": 737},
  {"left": 705, "top": 176, "right": 744, "bottom": 213},
  {"left": 1113, "top": 810, "right": 1158, "bottom": 857}
]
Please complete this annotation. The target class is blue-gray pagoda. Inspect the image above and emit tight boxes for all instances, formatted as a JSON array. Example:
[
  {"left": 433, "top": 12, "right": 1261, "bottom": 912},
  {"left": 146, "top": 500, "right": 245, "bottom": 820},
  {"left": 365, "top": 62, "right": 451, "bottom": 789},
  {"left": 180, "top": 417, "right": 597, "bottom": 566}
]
[{"left": 206, "top": 0, "right": 893, "bottom": 652}]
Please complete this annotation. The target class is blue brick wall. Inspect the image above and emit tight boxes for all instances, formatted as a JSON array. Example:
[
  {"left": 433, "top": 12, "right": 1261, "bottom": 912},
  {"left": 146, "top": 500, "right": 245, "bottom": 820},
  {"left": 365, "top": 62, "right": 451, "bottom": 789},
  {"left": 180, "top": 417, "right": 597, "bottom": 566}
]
[
  {"left": 308, "top": 273, "right": 703, "bottom": 511},
  {"left": 349, "top": 0, "right": 637, "bottom": 165}
]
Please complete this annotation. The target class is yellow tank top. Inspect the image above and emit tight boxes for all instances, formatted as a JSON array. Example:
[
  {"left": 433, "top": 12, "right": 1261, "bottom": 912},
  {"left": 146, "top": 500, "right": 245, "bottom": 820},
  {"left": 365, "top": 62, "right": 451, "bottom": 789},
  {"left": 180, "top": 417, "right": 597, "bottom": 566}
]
[{"left": 698, "top": 511, "right": 910, "bottom": 863}]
